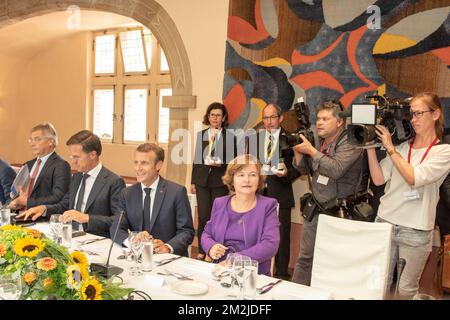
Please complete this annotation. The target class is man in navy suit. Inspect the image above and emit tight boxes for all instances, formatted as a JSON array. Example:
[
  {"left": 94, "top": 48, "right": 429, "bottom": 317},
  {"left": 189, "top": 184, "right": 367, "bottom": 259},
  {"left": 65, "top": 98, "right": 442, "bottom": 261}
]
[
  {"left": 8, "top": 123, "right": 71, "bottom": 210},
  {"left": 18, "top": 130, "right": 125, "bottom": 238},
  {"left": 0, "top": 158, "right": 16, "bottom": 205},
  {"left": 111, "top": 143, "right": 194, "bottom": 256}
]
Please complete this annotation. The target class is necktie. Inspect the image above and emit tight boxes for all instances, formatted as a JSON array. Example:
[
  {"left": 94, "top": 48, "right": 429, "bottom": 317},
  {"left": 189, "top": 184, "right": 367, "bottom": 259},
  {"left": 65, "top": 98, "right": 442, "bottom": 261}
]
[
  {"left": 266, "top": 135, "right": 273, "bottom": 161},
  {"left": 209, "top": 133, "right": 216, "bottom": 158},
  {"left": 143, "top": 188, "right": 152, "bottom": 232},
  {"left": 27, "top": 158, "right": 42, "bottom": 197},
  {"left": 74, "top": 173, "right": 90, "bottom": 231}
]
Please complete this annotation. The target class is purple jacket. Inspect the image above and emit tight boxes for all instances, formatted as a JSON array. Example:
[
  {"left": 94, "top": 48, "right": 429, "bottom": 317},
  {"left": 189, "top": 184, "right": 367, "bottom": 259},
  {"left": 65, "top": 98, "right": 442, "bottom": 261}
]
[{"left": 201, "top": 194, "right": 280, "bottom": 275}]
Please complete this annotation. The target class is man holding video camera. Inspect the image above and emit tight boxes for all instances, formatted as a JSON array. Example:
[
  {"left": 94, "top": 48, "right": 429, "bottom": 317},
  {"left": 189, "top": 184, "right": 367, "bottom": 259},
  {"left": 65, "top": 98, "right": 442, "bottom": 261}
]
[{"left": 291, "top": 100, "right": 367, "bottom": 285}]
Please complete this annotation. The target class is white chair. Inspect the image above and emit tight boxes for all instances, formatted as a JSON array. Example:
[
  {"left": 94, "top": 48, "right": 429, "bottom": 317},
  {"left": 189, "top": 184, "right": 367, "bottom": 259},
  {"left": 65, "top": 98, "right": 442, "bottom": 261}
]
[{"left": 311, "top": 214, "right": 393, "bottom": 300}]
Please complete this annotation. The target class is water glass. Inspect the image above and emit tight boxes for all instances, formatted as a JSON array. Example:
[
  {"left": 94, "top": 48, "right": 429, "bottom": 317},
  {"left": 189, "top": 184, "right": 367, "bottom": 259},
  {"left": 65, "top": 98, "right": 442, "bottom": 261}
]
[
  {"left": 61, "top": 221, "right": 72, "bottom": 248},
  {"left": 232, "top": 255, "right": 251, "bottom": 299},
  {"left": 413, "top": 293, "right": 436, "bottom": 300},
  {"left": 49, "top": 214, "right": 63, "bottom": 244},
  {"left": 128, "top": 231, "right": 143, "bottom": 276},
  {"left": 0, "top": 274, "right": 22, "bottom": 300},
  {"left": 242, "top": 259, "right": 259, "bottom": 300},
  {"left": 0, "top": 208, "right": 11, "bottom": 226},
  {"left": 141, "top": 235, "right": 154, "bottom": 272}
]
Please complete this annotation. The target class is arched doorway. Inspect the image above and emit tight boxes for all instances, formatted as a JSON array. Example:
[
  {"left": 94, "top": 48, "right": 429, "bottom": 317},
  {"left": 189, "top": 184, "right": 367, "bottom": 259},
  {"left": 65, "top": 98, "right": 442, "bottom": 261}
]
[{"left": 0, "top": 0, "right": 195, "bottom": 185}]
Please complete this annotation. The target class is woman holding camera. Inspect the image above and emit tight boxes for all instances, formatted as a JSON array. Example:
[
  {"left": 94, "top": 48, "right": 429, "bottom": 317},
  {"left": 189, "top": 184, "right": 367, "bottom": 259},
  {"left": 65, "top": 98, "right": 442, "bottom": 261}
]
[{"left": 368, "top": 92, "right": 450, "bottom": 298}]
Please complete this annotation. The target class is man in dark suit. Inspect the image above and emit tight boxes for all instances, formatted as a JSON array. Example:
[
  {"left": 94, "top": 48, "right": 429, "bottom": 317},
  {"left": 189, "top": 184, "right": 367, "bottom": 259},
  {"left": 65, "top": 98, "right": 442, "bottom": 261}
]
[
  {"left": 8, "top": 123, "right": 71, "bottom": 210},
  {"left": 18, "top": 130, "right": 125, "bottom": 238},
  {"left": 111, "top": 143, "right": 194, "bottom": 257},
  {"left": 0, "top": 158, "right": 16, "bottom": 205},
  {"left": 248, "top": 103, "right": 301, "bottom": 279}
]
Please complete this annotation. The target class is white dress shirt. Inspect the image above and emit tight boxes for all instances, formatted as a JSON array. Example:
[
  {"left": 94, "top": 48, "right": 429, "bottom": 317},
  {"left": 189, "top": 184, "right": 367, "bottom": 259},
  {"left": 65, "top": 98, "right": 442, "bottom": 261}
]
[
  {"left": 29, "top": 151, "right": 54, "bottom": 181},
  {"left": 74, "top": 162, "right": 103, "bottom": 212}
]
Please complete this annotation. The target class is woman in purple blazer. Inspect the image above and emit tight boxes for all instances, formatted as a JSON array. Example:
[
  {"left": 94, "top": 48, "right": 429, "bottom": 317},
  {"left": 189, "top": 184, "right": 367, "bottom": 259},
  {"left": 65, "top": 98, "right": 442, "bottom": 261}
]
[{"left": 201, "top": 154, "right": 280, "bottom": 276}]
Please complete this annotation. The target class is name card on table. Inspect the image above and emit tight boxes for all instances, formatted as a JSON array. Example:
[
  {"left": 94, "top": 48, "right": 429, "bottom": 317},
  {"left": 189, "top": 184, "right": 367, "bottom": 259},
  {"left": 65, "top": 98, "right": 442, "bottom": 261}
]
[{"left": 143, "top": 274, "right": 165, "bottom": 288}]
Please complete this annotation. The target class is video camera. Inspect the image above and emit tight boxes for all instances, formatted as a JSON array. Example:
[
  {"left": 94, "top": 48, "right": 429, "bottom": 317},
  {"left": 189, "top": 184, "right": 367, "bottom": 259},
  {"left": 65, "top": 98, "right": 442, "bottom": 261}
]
[
  {"left": 342, "top": 93, "right": 414, "bottom": 146},
  {"left": 280, "top": 97, "right": 315, "bottom": 149}
]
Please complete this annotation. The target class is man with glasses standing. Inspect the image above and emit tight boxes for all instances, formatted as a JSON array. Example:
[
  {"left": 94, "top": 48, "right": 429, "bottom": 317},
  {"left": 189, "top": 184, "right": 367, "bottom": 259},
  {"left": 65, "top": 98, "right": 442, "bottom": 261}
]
[
  {"left": 8, "top": 123, "right": 71, "bottom": 211},
  {"left": 248, "top": 103, "right": 301, "bottom": 280}
]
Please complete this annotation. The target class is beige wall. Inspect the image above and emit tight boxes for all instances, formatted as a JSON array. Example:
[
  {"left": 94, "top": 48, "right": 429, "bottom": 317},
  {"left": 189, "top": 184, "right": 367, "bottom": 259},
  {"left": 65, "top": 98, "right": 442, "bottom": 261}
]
[{"left": 0, "top": 1, "right": 229, "bottom": 184}]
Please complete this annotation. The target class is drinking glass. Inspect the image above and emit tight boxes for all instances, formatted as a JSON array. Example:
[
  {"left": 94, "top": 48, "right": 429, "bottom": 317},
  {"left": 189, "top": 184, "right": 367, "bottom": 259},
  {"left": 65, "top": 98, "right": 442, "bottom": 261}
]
[
  {"left": 0, "top": 274, "right": 22, "bottom": 300},
  {"left": 222, "top": 253, "right": 240, "bottom": 299},
  {"left": 0, "top": 208, "right": 11, "bottom": 226},
  {"left": 49, "top": 214, "right": 62, "bottom": 244},
  {"left": 128, "top": 231, "right": 143, "bottom": 276},
  {"left": 232, "top": 255, "right": 251, "bottom": 300},
  {"left": 242, "top": 259, "right": 259, "bottom": 300},
  {"left": 61, "top": 221, "right": 72, "bottom": 248},
  {"left": 413, "top": 293, "right": 436, "bottom": 300},
  {"left": 141, "top": 235, "right": 154, "bottom": 272}
]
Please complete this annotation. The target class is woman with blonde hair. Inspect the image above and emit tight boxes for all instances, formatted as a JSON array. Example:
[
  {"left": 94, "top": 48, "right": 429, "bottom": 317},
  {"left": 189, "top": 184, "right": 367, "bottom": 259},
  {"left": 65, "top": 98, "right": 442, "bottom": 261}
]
[
  {"left": 201, "top": 154, "right": 280, "bottom": 275},
  {"left": 368, "top": 92, "right": 450, "bottom": 298}
]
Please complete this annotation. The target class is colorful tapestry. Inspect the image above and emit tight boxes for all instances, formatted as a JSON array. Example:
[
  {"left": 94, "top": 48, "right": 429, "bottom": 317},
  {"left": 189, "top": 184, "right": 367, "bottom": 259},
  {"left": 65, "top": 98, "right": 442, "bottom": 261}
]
[{"left": 223, "top": 0, "right": 450, "bottom": 130}]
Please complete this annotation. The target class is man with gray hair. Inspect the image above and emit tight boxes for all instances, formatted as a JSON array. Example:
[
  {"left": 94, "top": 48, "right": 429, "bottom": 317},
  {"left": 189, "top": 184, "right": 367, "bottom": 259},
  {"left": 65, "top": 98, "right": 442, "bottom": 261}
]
[
  {"left": 291, "top": 101, "right": 368, "bottom": 285},
  {"left": 8, "top": 122, "right": 71, "bottom": 211}
]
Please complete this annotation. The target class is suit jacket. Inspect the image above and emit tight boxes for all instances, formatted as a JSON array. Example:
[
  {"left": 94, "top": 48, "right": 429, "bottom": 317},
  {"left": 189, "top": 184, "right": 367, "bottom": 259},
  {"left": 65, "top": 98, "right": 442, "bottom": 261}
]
[
  {"left": 247, "top": 129, "right": 301, "bottom": 208},
  {"left": 191, "top": 128, "right": 236, "bottom": 188},
  {"left": 111, "top": 177, "right": 195, "bottom": 256},
  {"left": 46, "top": 166, "right": 125, "bottom": 238},
  {"left": 25, "top": 152, "right": 71, "bottom": 208},
  {"left": 0, "top": 159, "right": 17, "bottom": 205},
  {"left": 201, "top": 195, "right": 280, "bottom": 276}
]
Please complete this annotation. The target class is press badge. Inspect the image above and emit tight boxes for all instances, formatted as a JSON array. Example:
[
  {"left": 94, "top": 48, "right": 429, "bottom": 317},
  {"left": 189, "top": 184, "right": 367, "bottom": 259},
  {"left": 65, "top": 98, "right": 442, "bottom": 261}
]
[
  {"left": 317, "top": 175, "right": 329, "bottom": 185},
  {"left": 403, "top": 189, "right": 420, "bottom": 201},
  {"left": 262, "top": 164, "right": 271, "bottom": 173}
]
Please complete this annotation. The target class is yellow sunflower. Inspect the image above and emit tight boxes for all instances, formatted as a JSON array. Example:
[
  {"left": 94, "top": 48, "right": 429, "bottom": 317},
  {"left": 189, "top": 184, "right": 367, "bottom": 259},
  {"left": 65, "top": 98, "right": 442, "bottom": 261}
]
[
  {"left": 13, "top": 237, "right": 45, "bottom": 258},
  {"left": 36, "top": 257, "right": 57, "bottom": 271},
  {"left": 70, "top": 251, "right": 89, "bottom": 269},
  {"left": 66, "top": 264, "right": 89, "bottom": 289},
  {"left": 43, "top": 277, "right": 53, "bottom": 288},
  {"left": 80, "top": 277, "right": 103, "bottom": 300},
  {"left": 24, "top": 227, "right": 41, "bottom": 238},
  {"left": 0, "top": 243, "right": 6, "bottom": 257},
  {"left": 1, "top": 224, "right": 23, "bottom": 231},
  {"left": 23, "top": 271, "right": 37, "bottom": 285}
]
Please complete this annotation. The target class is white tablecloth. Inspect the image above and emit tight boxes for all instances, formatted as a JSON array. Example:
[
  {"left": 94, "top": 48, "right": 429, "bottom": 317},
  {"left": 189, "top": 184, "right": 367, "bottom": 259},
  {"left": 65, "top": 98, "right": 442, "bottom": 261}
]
[{"left": 33, "top": 223, "right": 334, "bottom": 300}]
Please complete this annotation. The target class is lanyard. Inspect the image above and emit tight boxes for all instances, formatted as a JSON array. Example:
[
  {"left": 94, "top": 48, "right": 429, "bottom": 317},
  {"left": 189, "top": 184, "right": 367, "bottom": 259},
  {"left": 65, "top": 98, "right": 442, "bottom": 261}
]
[
  {"left": 320, "top": 141, "right": 332, "bottom": 156},
  {"left": 407, "top": 137, "right": 439, "bottom": 164}
]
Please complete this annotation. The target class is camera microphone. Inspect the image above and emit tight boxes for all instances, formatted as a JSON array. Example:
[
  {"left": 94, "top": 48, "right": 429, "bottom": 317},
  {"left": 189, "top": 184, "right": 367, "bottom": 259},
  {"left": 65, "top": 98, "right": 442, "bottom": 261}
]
[
  {"left": 365, "top": 94, "right": 379, "bottom": 100},
  {"left": 338, "top": 109, "right": 352, "bottom": 118}
]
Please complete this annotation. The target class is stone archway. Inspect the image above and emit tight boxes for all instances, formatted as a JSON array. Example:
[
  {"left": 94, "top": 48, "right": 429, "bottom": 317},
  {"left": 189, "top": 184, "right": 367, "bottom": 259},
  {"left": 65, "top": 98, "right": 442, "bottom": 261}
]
[{"left": 0, "top": 0, "right": 195, "bottom": 185}]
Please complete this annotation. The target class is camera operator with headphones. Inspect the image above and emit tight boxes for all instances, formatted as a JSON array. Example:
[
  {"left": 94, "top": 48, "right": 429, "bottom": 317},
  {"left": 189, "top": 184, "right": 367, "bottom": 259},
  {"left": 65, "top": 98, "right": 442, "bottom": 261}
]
[
  {"left": 291, "top": 100, "right": 368, "bottom": 286},
  {"left": 368, "top": 92, "right": 450, "bottom": 299}
]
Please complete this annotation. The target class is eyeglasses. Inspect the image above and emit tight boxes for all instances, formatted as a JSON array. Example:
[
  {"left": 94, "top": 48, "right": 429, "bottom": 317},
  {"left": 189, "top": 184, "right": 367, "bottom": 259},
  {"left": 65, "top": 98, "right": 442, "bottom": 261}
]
[
  {"left": 209, "top": 113, "right": 223, "bottom": 119},
  {"left": 28, "top": 137, "right": 47, "bottom": 144},
  {"left": 409, "top": 110, "right": 433, "bottom": 119},
  {"left": 262, "top": 115, "right": 280, "bottom": 121}
]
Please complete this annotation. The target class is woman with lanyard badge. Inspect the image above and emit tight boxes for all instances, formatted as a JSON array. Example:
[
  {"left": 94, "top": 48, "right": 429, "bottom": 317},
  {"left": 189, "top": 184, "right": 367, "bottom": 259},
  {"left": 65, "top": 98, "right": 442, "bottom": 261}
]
[
  {"left": 191, "top": 103, "right": 235, "bottom": 261},
  {"left": 367, "top": 92, "right": 450, "bottom": 298}
]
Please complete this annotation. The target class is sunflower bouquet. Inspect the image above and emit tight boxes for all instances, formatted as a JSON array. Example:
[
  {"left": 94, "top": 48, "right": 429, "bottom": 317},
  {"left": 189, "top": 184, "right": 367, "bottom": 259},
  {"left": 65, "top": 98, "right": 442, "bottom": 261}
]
[{"left": 0, "top": 224, "right": 132, "bottom": 300}]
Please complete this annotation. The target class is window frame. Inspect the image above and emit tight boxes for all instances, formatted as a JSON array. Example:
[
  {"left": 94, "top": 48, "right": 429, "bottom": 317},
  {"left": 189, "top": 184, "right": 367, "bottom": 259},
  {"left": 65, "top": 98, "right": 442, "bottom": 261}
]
[
  {"left": 93, "top": 31, "right": 117, "bottom": 77},
  {"left": 89, "top": 26, "right": 171, "bottom": 145},
  {"left": 90, "top": 85, "right": 115, "bottom": 143}
]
